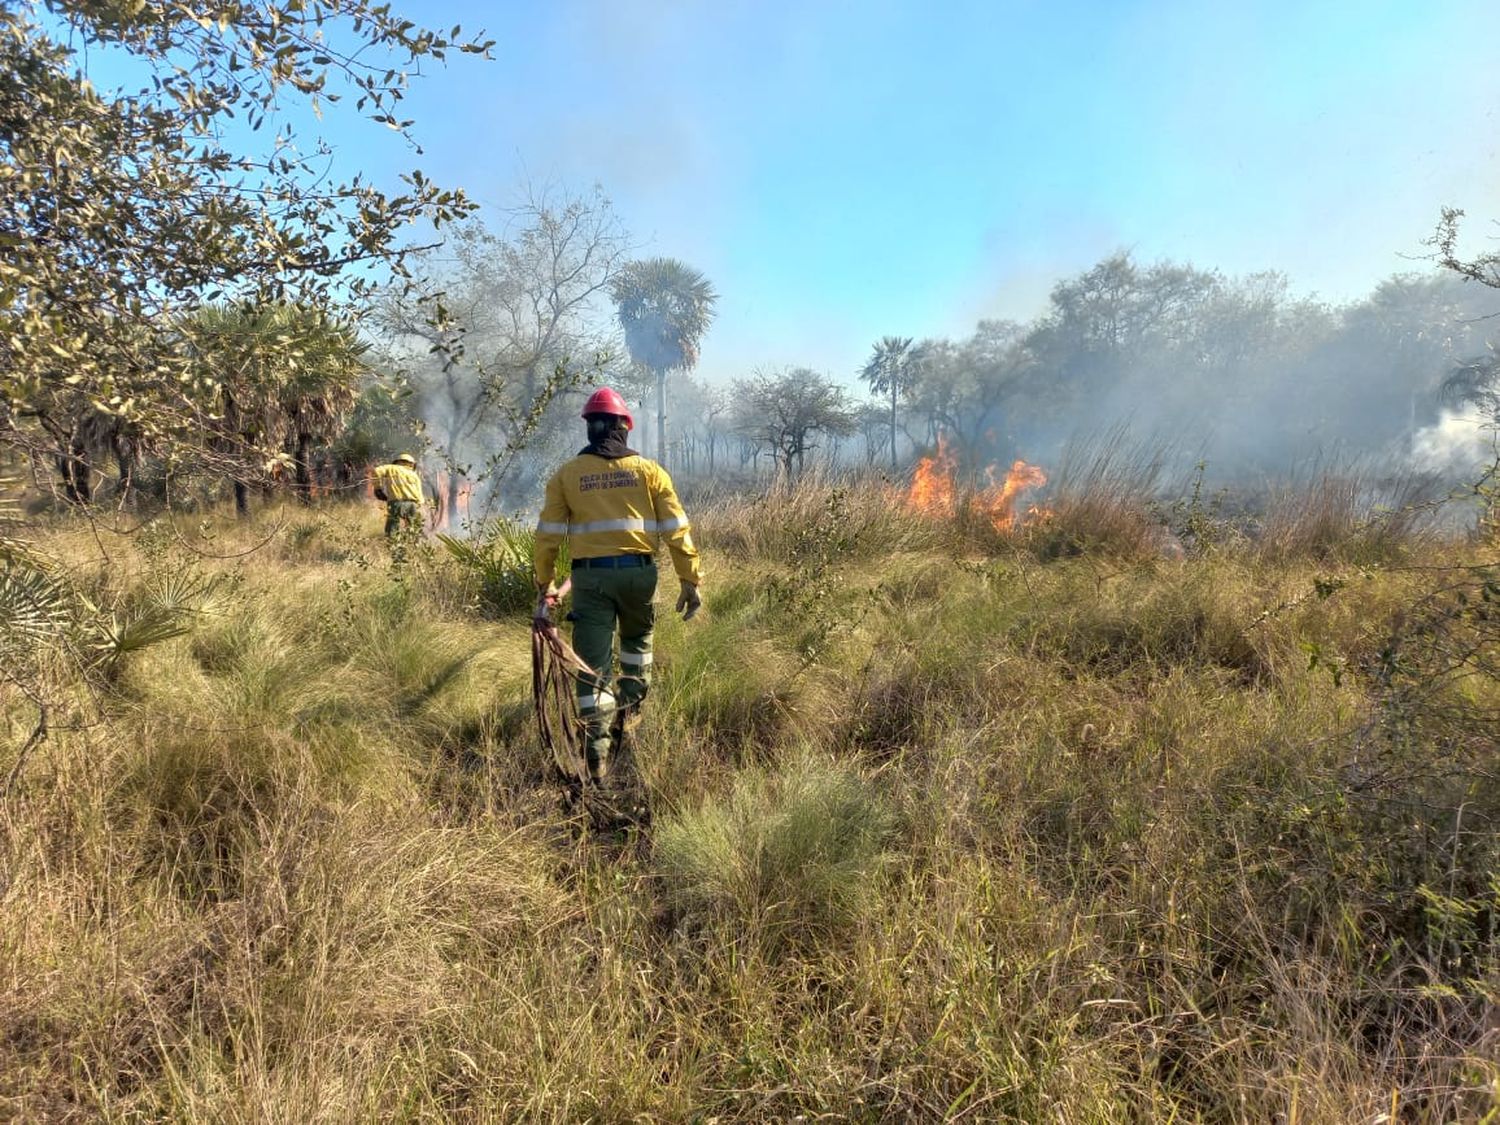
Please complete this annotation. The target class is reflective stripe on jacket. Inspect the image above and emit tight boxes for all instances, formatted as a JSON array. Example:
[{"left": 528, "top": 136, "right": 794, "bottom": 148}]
[
  {"left": 534, "top": 453, "right": 701, "bottom": 588},
  {"left": 374, "top": 463, "right": 424, "bottom": 503}
]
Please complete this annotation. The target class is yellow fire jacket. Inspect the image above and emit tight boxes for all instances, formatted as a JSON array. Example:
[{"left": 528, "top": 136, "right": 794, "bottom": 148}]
[
  {"left": 374, "top": 463, "right": 424, "bottom": 503},
  {"left": 534, "top": 453, "right": 701, "bottom": 588}
]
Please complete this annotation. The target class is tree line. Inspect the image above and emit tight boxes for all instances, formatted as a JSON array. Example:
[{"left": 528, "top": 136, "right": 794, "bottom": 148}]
[
  {"left": 0, "top": 2, "right": 724, "bottom": 521},
  {"left": 6, "top": 1, "right": 1500, "bottom": 518},
  {"left": 654, "top": 255, "right": 1500, "bottom": 486}
]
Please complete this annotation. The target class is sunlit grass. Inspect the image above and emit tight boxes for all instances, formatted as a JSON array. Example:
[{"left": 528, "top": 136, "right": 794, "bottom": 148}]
[{"left": 2, "top": 471, "right": 1496, "bottom": 1120}]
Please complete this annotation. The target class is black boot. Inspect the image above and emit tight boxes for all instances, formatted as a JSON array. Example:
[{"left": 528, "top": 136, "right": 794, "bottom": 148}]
[
  {"left": 610, "top": 704, "right": 642, "bottom": 762},
  {"left": 586, "top": 737, "right": 610, "bottom": 783}
]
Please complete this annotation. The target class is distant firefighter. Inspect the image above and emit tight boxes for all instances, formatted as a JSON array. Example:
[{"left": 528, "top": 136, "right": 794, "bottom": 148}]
[
  {"left": 534, "top": 387, "right": 702, "bottom": 783},
  {"left": 373, "top": 452, "right": 425, "bottom": 537}
]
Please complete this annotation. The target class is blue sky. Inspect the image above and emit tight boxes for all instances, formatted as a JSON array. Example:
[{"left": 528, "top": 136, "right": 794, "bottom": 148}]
[{"left": 103, "top": 0, "right": 1500, "bottom": 383}]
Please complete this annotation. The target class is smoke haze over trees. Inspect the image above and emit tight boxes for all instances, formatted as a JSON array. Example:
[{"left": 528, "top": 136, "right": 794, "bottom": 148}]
[
  {"left": 371, "top": 188, "right": 632, "bottom": 521},
  {"left": 644, "top": 253, "right": 1500, "bottom": 493},
  {"left": 831, "top": 254, "right": 1500, "bottom": 485},
  {"left": 3, "top": 1, "right": 1497, "bottom": 511}
]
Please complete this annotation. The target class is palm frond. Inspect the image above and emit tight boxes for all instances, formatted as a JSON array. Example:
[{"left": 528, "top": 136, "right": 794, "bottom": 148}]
[
  {"left": 145, "top": 571, "right": 226, "bottom": 617},
  {"left": 85, "top": 572, "right": 222, "bottom": 673},
  {"left": 0, "top": 477, "right": 37, "bottom": 565},
  {"left": 440, "top": 520, "right": 568, "bottom": 615},
  {"left": 90, "top": 606, "right": 194, "bottom": 665},
  {"left": 860, "top": 335, "right": 919, "bottom": 396},
  {"left": 0, "top": 563, "right": 70, "bottom": 657},
  {"left": 1440, "top": 351, "right": 1500, "bottom": 410},
  {"left": 611, "top": 257, "right": 718, "bottom": 372}
]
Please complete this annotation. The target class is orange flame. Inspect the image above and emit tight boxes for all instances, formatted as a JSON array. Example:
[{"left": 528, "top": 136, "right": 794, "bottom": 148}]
[
  {"left": 907, "top": 434, "right": 959, "bottom": 516},
  {"left": 982, "top": 459, "right": 1049, "bottom": 531},
  {"left": 903, "top": 435, "right": 1049, "bottom": 533},
  {"left": 431, "top": 476, "right": 473, "bottom": 531}
]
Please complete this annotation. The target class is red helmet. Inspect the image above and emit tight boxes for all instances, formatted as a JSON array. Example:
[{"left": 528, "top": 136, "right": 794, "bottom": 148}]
[{"left": 581, "top": 386, "right": 633, "bottom": 430}]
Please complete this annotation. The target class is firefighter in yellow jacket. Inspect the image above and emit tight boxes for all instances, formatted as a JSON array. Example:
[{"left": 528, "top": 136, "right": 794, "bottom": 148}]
[
  {"left": 534, "top": 387, "right": 702, "bottom": 781},
  {"left": 373, "top": 452, "right": 424, "bottom": 536}
]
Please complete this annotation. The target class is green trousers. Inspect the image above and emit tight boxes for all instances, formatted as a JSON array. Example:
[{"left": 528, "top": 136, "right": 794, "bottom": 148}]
[
  {"left": 569, "top": 561, "right": 657, "bottom": 756},
  {"left": 385, "top": 499, "right": 421, "bottom": 536}
]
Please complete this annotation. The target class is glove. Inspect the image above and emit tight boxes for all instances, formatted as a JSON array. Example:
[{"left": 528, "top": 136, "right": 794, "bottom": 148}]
[
  {"left": 533, "top": 586, "right": 560, "bottom": 624},
  {"left": 675, "top": 580, "right": 701, "bottom": 621}
]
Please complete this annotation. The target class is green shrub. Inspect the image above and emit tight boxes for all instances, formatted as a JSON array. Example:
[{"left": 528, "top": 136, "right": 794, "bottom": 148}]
[
  {"left": 439, "top": 518, "right": 568, "bottom": 615},
  {"left": 654, "top": 753, "right": 893, "bottom": 955}
]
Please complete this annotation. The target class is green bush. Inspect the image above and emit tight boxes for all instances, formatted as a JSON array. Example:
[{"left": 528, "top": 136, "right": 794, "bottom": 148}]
[
  {"left": 439, "top": 518, "right": 568, "bottom": 615},
  {"left": 654, "top": 753, "right": 893, "bottom": 955}
]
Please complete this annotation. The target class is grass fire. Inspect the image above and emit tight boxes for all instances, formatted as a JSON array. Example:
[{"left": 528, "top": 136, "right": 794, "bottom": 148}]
[
  {"left": 903, "top": 435, "right": 1051, "bottom": 532},
  {"left": 3, "top": 2, "right": 1500, "bottom": 1122}
]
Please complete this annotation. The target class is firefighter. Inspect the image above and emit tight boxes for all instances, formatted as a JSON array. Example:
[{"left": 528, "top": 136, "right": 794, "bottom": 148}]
[
  {"left": 373, "top": 452, "right": 425, "bottom": 537},
  {"left": 533, "top": 387, "right": 702, "bottom": 782}
]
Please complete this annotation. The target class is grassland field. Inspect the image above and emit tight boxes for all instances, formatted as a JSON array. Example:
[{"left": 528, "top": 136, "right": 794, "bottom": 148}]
[{"left": 1, "top": 473, "right": 1497, "bottom": 1122}]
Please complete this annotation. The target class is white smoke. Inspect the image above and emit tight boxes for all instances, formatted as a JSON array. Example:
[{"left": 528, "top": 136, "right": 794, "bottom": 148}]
[{"left": 1410, "top": 406, "right": 1498, "bottom": 473}]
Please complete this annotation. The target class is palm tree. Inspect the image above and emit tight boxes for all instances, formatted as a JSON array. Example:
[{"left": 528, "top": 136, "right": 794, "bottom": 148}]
[
  {"left": 39, "top": 406, "right": 139, "bottom": 507},
  {"left": 1441, "top": 347, "right": 1500, "bottom": 424},
  {"left": 610, "top": 258, "right": 717, "bottom": 467},
  {"left": 28, "top": 318, "right": 153, "bottom": 506},
  {"left": 271, "top": 311, "right": 367, "bottom": 501},
  {"left": 860, "top": 336, "right": 922, "bottom": 470},
  {"left": 185, "top": 304, "right": 366, "bottom": 513}
]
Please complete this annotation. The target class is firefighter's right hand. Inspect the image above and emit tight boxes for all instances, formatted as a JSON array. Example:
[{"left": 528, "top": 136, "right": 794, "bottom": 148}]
[
  {"left": 676, "top": 580, "right": 701, "bottom": 621},
  {"left": 534, "top": 587, "right": 559, "bottom": 624}
]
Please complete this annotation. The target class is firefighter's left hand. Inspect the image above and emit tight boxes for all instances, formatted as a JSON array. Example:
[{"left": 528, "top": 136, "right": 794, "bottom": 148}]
[{"left": 676, "top": 580, "right": 701, "bottom": 621}]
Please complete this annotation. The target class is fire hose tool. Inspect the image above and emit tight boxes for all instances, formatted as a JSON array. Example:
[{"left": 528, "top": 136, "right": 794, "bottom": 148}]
[
  {"left": 531, "top": 580, "right": 651, "bottom": 829},
  {"left": 531, "top": 578, "right": 594, "bottom": 790}
]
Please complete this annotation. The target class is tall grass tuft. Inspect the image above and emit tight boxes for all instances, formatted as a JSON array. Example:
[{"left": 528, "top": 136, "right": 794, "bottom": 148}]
[
  {"left": 1258, "top": 466, "right": 1439, "bottom": 562},
  {"left": 1021, "top": 432, "right": 1173, "bottom": 560},
  {"left": 654, "top": 752, "right": 894, "bottom": 955},
  {"left": 694, "top": 470, "right": 950, "bottom": 564}
]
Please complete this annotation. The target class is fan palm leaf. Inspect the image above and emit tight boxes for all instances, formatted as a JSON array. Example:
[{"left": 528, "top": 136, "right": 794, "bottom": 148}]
[
  {"left": 610, "top": 258, "right": 718, "bottom": 373},
  {"left": 0, "top": 563, "right": 69, "bottom": 662}
]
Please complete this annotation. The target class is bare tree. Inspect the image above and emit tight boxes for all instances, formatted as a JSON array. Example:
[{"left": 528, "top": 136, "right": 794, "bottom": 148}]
[
  {"left": 732, "top": 368, "right": 857, "bottom": 480},
  {"left": 702, "top": 385, "right": 732, "bottom": 474},
  {"left": 374, "top": 187, "right": 630, "bottom": 519},
  {"left": 1431, "top": 206, "right": 1500, "bottom": 289}
]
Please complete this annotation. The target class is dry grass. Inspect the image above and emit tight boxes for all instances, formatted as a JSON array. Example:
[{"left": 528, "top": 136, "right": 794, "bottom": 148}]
[
  {"left": 692, "top": 467, "right": 954, "bottom": 564},
  {"left": 1022, "top": 434, "right": 1175, "bottom": 561},
  {"left": 1, "top": 469, "right": 1497, "bottom": 1121},
  {"left": 1257, "top": 466, "right": 1443, "bottom": 563}
]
